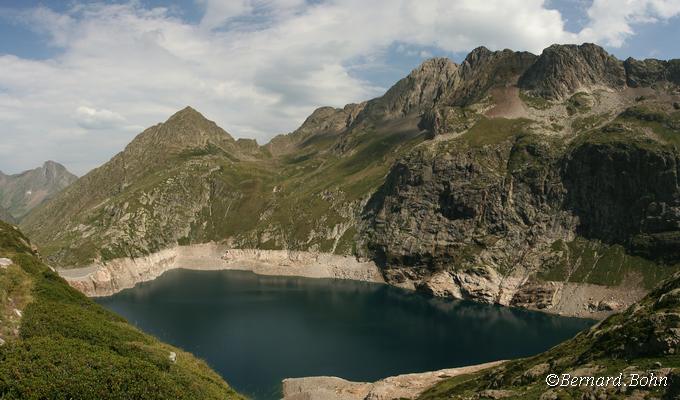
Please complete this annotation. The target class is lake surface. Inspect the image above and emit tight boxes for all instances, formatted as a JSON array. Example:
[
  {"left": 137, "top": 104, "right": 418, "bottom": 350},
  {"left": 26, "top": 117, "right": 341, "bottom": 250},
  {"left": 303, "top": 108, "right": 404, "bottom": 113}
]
[{"left": 96, "top": 269, "right": 594, "bottom": 399}]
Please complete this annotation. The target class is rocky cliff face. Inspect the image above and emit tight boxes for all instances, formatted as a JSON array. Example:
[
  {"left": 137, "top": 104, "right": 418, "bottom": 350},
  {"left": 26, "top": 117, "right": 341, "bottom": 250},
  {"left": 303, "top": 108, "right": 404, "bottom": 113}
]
[
  {"left": 21, "top": 43, "right": 680, "bottom": 317},
  {"left": 357, "top": 57, "right": 459, "bottom": 121},
  {"left": 359, "top": 129, "right": 569, "bottom": 295},
  {"left": 0, "top": 161, "right": 77, "bottom": 220},
  {"left": 519, "top": 43, "right": 627, "bottom": 99},
  {"left": 624, "top": 57, "right": 680, "bottom": 87},
  {"left": 359, "top": 116, "right": 680, "bottom": 312},
  {"left": 562, "top": 134, "right": 680, "bottom": 262}
]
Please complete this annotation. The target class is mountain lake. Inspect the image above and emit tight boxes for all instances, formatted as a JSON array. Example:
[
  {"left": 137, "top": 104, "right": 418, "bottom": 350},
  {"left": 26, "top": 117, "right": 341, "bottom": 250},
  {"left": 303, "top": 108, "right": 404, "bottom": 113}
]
[{"left": 96, "top": 269, "right": 594, "bottom": 399}]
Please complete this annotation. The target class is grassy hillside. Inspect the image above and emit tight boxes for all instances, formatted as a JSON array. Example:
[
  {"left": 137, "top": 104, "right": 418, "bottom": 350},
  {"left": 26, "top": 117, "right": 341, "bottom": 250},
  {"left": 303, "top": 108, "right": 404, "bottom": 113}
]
[{"left": 0, "top": 220, "right": 243, "bottom": 399}]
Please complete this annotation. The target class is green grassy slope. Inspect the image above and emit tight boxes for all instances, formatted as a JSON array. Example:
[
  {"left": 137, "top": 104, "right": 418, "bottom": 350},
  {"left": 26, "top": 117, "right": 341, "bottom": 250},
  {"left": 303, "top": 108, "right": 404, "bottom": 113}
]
[{"left": 0, "top": 221, "right": 243, "bottom": 400}]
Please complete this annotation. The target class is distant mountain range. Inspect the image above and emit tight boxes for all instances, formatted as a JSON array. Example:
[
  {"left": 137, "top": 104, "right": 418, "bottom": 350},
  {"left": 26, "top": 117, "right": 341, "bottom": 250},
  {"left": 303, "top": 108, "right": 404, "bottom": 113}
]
[
  {"left": 0, "top": 161, "right": 77, "bottom": 221},
  {"left": 20, "top": 43, "right": 680, "bottom": 319}
]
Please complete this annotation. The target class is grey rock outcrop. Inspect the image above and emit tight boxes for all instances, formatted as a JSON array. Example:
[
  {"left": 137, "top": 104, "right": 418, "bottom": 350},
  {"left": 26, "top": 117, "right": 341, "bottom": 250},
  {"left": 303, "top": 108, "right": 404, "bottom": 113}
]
[
  {"left": 266, "top": 103, "right": 366, "bottom": 155},
  {"left": 519, "top": 43, "right": 627, "bottom": 99},
  {"left": 356, "top": 58, "right": 459, "bottom": 122},
  {"left": 450, "top": 46, "right": 536, "bottom": 105}
]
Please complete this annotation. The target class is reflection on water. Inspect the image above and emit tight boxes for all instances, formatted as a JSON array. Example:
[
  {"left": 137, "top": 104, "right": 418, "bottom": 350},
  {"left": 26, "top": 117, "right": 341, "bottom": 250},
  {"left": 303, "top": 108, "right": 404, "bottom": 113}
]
[{"left": 96, "top": 269, "right": 594, "bottom": 400}]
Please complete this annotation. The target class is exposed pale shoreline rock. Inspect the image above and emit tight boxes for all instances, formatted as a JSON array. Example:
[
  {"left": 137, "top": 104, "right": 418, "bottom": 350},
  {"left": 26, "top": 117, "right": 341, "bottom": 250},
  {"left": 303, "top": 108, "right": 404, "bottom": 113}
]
[
  {"left": 58, "top": 244, "right": 646, "bottom": 319},
  {"left": 281, "top": 360, "right": 506, "bottom": 400},
  {"left": 58, "top": 244, "right": 385, "bottom": 297},
  {"left": 412, "top": 268, "right": 647, "bottom": 320}
]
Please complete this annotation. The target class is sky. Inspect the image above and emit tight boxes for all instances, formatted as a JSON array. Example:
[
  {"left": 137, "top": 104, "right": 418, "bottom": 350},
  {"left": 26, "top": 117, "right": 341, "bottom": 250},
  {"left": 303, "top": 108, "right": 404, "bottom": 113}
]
[{"left": 1, "top": 0, "right": 680, "bottom": 175}]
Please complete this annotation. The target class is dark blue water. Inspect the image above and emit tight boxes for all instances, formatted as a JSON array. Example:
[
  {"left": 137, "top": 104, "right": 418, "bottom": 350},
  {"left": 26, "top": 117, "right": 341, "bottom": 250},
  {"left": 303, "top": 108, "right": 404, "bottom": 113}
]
[{"left": 96, "top": 269, "right": 593, "bottom": 399}]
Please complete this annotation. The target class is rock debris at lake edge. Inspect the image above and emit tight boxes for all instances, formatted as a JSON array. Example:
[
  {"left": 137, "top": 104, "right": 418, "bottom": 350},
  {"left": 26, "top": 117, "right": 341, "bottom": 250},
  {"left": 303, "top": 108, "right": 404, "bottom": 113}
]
[{"left": 59, "top": 246, "right": 384, "bottom": 297}]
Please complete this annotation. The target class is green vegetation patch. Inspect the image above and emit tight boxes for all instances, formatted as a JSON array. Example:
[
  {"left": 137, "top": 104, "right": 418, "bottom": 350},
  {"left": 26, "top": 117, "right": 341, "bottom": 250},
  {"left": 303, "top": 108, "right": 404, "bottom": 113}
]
[
  {"left": 571, "top": 113, "right": 610, "bottom": 132},
  {"left": 566, "top": 92, "right": 593, "bottom": 115},
  {"left": 570, "top": 120, "right": 668, "bottom": 153},
  {"left": 539, "top": 238, "right": 674, "bottom": 289},
  {"left": 519, "top": 91, "right": 552, "bottom": 110},
  {"left": 0, "top": 221, "right": 243, "bottom": 400},
  {"left": 506, "top": 132, "right": 561, "bottom": 173},
  {"left": 460, "top": 117, "right": 532, "bottom": 147},
  {"left": 618, "top": 105, "right": 680, "bottom": 146}
]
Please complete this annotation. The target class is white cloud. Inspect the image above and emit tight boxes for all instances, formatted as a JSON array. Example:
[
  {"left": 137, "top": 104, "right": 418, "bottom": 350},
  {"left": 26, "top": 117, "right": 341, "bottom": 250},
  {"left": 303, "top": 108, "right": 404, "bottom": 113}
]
[
  {"left": 198, "top": 0, "right": 252, "bottom": 29},
  {"left": 0, "top": 0, "right": 679, "bottom": 175},
  {"left": 578, "top": 0, "right": 680, "bottom": 46},
  {"left": 75, "top": 106, "right": 126, "bottom": 130}
]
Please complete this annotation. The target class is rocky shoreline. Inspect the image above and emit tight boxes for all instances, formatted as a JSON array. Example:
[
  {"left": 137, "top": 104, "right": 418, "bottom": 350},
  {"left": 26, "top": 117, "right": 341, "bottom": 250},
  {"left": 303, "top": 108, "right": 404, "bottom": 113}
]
[
  {"left": 281, "top": 360, "right": 506, "bottom": 400},
  {"left": 58, "top": 245, "right": 385, "bottom": 297},
  {"left": 58, "top": 245, "right": 645, "bottom": 319}
]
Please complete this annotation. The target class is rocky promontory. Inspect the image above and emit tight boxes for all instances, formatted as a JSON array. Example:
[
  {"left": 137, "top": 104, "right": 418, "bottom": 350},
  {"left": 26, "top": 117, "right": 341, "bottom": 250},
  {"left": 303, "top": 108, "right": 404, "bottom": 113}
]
[{"left": 281, "top": 361, "right": 505, "bottom": 400}]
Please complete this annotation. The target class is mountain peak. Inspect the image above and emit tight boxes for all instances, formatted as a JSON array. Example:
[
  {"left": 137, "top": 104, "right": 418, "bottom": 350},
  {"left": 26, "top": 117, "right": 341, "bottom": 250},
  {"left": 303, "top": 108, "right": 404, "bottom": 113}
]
[
  {"left": 116, "top": 106, "right": 238, "bottom": 177},
  {"left": 356, "top": 57, "right": 458, "bottom": 120},
  {"left": 546, "top": 42, "right": 608, "bottom": 56},
  {"left": 41, "top": 160, "right": 70, "bottom": 174},
  {"left": 167, "top": 106, "right": 210, "bottom": 123},
  {"left": 159, "top": 106, "right": 235, "bottom": 143},
  {"left": 0, "top": 160, "right": 77, "bottom": 219},
  {"left": 155, "top": 106, "right": 231, "bottom": 139},
  {"left": 410, "top": 57, "right": 458, "bottom": 75},
  {"left": 462, "top": 46, "right": 493, "bottom": 65},
  {"left": 518, "top": 42, "right": 626, "bottom": 99}
]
